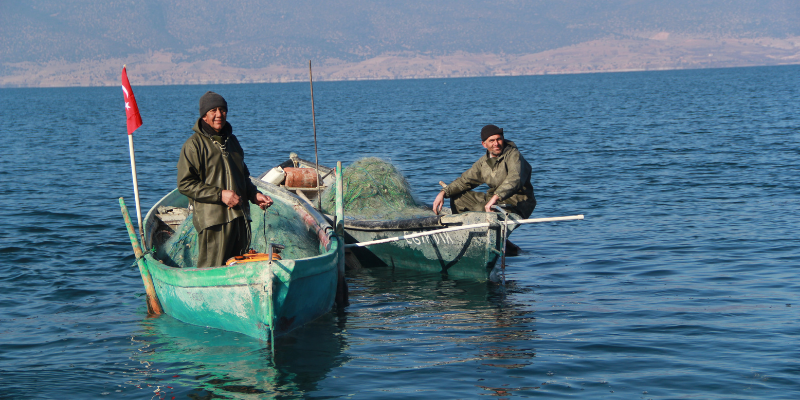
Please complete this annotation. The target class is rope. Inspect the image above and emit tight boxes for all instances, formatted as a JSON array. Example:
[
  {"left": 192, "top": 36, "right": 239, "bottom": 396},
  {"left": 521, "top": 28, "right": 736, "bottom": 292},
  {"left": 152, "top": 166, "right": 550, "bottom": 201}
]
[{"left": 131, "top": 247, "right": 155, "bottom": 268}]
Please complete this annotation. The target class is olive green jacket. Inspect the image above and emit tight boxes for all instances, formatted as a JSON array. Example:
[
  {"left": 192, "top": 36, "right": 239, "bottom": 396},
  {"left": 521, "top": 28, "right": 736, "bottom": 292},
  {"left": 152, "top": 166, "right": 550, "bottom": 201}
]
[
  {"left": 177, "top": 119, "right": 259, "bottom": 232},
  {"left": 443, "top": 140, "right": 536, "bottom": 215}
]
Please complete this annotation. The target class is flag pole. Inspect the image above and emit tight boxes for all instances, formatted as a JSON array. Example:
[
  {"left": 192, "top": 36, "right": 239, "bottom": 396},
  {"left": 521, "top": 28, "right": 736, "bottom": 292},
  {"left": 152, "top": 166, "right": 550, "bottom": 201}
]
[
  {"left": 128, "top": 133, "right": 145, "bottom": 245},
  {"left": 122, "top": 64, "right": 145, "bottom": 246}
]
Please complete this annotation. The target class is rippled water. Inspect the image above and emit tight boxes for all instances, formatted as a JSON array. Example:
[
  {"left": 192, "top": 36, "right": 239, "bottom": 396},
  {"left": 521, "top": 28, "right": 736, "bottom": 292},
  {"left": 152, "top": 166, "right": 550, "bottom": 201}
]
[{"left": 2, "top": 65, "right": 799, "bottom": 399}]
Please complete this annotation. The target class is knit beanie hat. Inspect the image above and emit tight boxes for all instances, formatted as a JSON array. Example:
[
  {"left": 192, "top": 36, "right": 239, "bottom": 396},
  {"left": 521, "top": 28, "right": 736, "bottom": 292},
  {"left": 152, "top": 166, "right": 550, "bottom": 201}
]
[
  {"left": 199, "top": 91, "right": 228, "bottom": 116},
  {"left": 481, "top": 124, "right": 504, "bottom": 141}
]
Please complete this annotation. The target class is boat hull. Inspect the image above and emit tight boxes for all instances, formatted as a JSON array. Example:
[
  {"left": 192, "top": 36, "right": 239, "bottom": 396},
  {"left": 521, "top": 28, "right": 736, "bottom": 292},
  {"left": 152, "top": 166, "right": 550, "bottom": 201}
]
[
  {"left": 345, "top": 212, "right": 514, "bottom": 281},
  {"left": 140, "top": 181, "right": 340, "bottom": 341}
]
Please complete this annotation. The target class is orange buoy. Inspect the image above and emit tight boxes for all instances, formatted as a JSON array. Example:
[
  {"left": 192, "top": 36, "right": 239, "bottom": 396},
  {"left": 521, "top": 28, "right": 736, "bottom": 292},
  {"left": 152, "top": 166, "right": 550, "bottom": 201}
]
[{"left": 283, "top": 167, "right": 320, "bottom": 188}]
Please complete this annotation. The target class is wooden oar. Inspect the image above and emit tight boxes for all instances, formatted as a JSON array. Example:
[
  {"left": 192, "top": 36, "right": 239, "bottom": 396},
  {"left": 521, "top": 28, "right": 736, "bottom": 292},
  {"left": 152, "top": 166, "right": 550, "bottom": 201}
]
[
  {"left": 344, "top": 214, "right": 584, "bottom": 248},
  {"left": 119, "top": 197, "right": 163, "bottom": 315}
]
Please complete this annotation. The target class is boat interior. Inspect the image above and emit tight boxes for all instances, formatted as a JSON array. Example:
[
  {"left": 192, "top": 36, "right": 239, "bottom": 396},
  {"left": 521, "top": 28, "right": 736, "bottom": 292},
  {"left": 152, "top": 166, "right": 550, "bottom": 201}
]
[
  {"left": 146, "top": 185, "right": 332, "bottom": 269},
  {"left": 257, "top": 153, "right": 336, "bottom": 208}
]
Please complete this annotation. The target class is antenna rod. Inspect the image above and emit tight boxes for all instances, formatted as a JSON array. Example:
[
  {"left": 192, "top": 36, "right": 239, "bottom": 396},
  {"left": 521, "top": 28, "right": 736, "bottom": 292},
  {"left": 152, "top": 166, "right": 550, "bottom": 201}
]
[{"left": 309, "top": 60, "right": 322, "bottom": 210}]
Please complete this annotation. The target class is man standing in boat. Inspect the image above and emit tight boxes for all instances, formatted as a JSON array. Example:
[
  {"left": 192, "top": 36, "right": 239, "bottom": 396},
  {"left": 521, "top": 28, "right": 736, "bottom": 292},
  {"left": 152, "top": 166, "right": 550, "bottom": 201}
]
[
  {"left": 433, "top": 124, "right": 536, "bottom": 220},
  {"left": 177, "top": 91, "right": 273, "bottom": 268}
]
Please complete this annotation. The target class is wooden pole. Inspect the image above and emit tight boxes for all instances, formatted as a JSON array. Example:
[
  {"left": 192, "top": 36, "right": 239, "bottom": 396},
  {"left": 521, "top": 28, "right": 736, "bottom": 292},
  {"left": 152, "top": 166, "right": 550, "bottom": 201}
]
[
  {"left": 309, "top": 60, "right": 322, "bottom": 210},
  {"left": 119, "top": 197, "right": 163, "bottom": 315},
  {"left": 344, "top": 214, "right": 585, "bottom": 248}
]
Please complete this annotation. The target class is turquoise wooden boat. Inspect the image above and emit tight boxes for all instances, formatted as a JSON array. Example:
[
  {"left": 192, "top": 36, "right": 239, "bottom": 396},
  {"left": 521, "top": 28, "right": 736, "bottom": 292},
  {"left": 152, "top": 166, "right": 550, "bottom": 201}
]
[{"left": 121, "top": 178, "right": 343, "bottom": 341}]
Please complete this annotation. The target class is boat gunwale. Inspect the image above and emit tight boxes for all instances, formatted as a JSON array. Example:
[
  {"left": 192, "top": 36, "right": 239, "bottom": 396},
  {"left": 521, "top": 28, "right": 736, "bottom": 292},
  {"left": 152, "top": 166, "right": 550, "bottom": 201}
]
[{"left": 141, "top": 178, "right": 339, "bottom": 282}]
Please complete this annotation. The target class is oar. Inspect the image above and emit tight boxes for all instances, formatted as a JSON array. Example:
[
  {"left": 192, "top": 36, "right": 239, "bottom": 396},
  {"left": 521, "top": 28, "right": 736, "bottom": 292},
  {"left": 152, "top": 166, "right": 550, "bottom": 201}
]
[
  {"left": 119, "top": 197, "right": 163, "bottom": 315},
  {"left": 344, "top": 214, "right": 584, "bottom": 248}
]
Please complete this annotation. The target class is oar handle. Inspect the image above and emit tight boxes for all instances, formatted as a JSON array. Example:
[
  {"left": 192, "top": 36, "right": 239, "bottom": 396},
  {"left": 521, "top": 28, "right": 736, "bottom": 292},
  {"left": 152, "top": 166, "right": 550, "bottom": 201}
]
[
  {"left": 344, "top": 214, "right": 585, "bottom": 248},
  {"left": 119, "top": 197, "right": 163, "bottom": 315}
]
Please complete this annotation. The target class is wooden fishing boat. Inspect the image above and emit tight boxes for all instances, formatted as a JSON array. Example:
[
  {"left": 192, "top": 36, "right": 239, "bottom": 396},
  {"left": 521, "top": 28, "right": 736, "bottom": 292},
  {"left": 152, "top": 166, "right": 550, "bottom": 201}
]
[
  {"left": 119, "top": 177, "right": 343, "bottom": 341},
  {"left": 342, "top": 212, "right": 517, "bottom": 280},
  {"left": 259, "top": 156, "right": 518, "bottom": 281}
]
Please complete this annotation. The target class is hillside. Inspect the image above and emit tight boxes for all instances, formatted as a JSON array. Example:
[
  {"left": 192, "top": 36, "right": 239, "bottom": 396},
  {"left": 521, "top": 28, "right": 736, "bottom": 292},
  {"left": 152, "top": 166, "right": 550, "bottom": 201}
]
[{"left": 1, "top": 1, "right": 798, "bottom": 87}]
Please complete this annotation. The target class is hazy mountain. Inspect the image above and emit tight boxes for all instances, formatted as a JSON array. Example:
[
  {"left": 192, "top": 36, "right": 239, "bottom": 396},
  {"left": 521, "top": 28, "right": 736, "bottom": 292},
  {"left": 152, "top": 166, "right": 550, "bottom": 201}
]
[{"left": 1, "top": 1, "right": 798, "bottom": 86}]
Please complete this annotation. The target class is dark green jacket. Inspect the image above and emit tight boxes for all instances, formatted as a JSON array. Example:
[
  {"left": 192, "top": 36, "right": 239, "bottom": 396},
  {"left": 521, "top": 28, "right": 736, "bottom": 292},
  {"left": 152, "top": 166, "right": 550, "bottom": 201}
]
[
  {"left": 443, "top": 140, "right": 536, "bottom": 215},
  {"left": 177, "top": 119, "right": 259, "bottom": 232}
]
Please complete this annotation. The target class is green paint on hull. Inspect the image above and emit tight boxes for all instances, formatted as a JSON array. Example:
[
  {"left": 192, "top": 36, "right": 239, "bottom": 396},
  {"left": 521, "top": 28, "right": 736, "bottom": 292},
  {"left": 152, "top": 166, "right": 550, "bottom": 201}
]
[
  {"left": 346, "top": 212, "right": 515, "bottom": 281},
  {"left": 138, "top": 181, "right": 340, "bottom": 341}
]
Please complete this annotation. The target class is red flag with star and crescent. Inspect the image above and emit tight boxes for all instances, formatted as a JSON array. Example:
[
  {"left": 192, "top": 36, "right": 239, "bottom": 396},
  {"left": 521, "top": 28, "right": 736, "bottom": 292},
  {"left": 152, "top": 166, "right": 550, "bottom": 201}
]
[{"left": 121, "top": 66, "right": 143, "bottom": 135}]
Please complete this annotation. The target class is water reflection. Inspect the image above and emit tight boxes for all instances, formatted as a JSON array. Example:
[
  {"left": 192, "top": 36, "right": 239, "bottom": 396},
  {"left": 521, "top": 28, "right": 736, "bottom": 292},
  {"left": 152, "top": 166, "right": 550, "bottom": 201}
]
[
  {"left": 340, "top": 266, "right": 541, "bottom": 397},
  {"left": 129, "top": 266, "right": 540, "bottom": 399},
  {"left": 133, "top": 312, "right": 348, "bottom": 399}
]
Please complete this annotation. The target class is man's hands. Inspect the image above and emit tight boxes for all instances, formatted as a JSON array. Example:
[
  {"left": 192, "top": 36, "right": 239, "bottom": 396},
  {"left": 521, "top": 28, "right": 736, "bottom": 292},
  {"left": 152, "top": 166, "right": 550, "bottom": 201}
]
[
  {"left": 434, "top": 192, "right": 501, "bottom": 213},
  {"left": 254, "top": 193, "right": 273, "bottom": 210},
  {"left": 221, "top": 189, "right": 241, "bottom": 208},
  {"left": 221, "top": 190, "right": 273, "bottom": 210},
  {"left": 484, "top": 194, "right": 500, "bottom": 213},
  {"left": 433, "top": 191, "right": 446, "bottom": 214}
]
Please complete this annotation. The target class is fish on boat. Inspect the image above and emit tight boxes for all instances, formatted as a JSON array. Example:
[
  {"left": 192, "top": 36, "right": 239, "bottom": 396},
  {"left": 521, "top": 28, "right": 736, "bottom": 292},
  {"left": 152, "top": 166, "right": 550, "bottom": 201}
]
[
  {"left": 120, "top": 177, "right": 343, "bottom": 341},
  {"left": 259, "top": 154, "right": 518, "bottom": 281}
]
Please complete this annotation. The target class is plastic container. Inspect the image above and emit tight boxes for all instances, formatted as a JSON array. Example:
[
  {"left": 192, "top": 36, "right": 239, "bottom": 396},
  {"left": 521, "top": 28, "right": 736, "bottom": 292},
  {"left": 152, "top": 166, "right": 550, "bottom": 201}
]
[{"left": 261, "top": 166, "right": 286, "bottom": 185}]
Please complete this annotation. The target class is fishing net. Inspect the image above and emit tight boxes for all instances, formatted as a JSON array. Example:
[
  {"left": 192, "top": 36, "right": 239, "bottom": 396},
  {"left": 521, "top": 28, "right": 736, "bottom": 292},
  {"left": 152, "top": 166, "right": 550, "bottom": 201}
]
[
  {"left": 320, "top": 157, "right": 435, "bottom": 220},
  {"left": 156, "top": 215, "right": 198, "bottom": 269},
  {"left": 154, "top": 202, "right": 323, "bottom": 268}
]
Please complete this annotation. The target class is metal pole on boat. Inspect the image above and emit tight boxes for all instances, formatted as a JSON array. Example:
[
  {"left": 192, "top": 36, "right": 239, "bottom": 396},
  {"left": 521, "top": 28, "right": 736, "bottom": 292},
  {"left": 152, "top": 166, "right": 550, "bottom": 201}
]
[
  {"left": 336, "top": 162, "right": 345, "bottom": 236},
  {"left": 127, "top": 134, "right": 145, "bottom": 245},
  {"left": 121, "top": 64, "right": 145, "bottom": 245},
  {"left": 335, "top": 161, "right": 349, "bottom": 307},
  {"left": 309, "top": 60, "right": 322, "bottom": 211},
  {"left": 494, "top": 206, "right": 511, "bottom": 286},
  {"left": 266, "top": 244, "right": 276, "bottom": 359}
]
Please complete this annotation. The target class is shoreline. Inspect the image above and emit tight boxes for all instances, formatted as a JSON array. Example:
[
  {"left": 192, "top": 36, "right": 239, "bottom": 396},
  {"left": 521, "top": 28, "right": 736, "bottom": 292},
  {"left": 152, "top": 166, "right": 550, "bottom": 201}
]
[{"left": 3, "top": 35, "right": 799, "bottom": 88}]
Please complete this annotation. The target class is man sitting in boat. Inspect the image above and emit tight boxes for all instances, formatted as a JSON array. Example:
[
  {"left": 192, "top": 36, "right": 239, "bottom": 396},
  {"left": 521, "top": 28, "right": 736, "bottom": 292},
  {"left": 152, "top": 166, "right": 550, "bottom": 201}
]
[
  {"left": 177, "top": 91, "right": 273, "bottom": 268},
  {"left": 432, "top": 124, "right": 536, "bottom": 219}
]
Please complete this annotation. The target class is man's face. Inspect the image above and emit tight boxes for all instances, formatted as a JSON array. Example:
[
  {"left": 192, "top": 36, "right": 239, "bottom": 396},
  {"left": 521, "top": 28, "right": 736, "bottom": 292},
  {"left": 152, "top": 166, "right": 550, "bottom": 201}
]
[
  {"left": 482, "top": 134, "right": 505, "bottom": 157},
  {"left": 202, "top": 107, "right": 227, "bottom": 132}
]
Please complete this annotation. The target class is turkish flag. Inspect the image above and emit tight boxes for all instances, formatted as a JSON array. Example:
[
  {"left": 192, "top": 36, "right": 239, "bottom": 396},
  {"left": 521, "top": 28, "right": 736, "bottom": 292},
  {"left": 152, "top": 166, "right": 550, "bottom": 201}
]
[{"left": 121, "top": 66, "right": 143, "bottom": 135}]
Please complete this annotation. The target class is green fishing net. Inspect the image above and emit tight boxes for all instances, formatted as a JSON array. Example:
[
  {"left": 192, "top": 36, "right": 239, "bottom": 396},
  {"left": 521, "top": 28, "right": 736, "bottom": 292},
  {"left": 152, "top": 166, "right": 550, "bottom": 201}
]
[
  {"left": 320, "top": 157, "right": 435, "bottom": 220},
  {"left": 156, "top": 215, "right": 198, "bottom": 269},
  {"left": 155, "top": 202, "right": 323, "bottom": 268}
]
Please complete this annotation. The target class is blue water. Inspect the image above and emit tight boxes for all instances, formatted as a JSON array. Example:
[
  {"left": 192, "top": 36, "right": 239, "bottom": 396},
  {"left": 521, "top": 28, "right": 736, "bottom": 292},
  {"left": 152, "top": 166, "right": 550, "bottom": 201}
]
[{"left": 2, "top": 65, "right": 799, "bottom": 399}]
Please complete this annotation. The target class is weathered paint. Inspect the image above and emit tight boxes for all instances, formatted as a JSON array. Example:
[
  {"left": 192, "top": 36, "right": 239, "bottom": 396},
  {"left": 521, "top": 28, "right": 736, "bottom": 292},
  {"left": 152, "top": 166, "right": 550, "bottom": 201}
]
[
  {"left": 145, "top": 251, "right": 338, "bottom": 340},
  {"left": 119, "top": 198, "right": 163, "bottom": 315},
  {"left": 138, "top": 184, "right": 340, "bottom": 341},
  {"left": 346, "top": 212, "right": 516, "bottom": 281}
]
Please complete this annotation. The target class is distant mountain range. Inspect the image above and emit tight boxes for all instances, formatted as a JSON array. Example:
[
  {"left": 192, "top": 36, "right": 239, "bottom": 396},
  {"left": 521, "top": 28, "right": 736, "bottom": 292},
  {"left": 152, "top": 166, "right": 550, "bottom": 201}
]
[{"left": 1, "top": 0, "right": 798, "bottom": 87}]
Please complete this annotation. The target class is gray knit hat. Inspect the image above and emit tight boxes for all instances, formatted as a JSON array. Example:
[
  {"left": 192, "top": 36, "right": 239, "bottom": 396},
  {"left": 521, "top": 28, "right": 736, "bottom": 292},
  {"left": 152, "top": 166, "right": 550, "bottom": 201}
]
[{"left": 199, "top": 91, "right": 227, "bottom": 116}]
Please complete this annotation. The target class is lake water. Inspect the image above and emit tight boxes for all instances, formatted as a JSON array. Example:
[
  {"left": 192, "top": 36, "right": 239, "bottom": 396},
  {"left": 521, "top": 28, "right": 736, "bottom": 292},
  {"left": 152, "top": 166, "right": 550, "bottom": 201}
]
[{"left": 1, "top": 65, "right": 799, "bottom": 399}]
